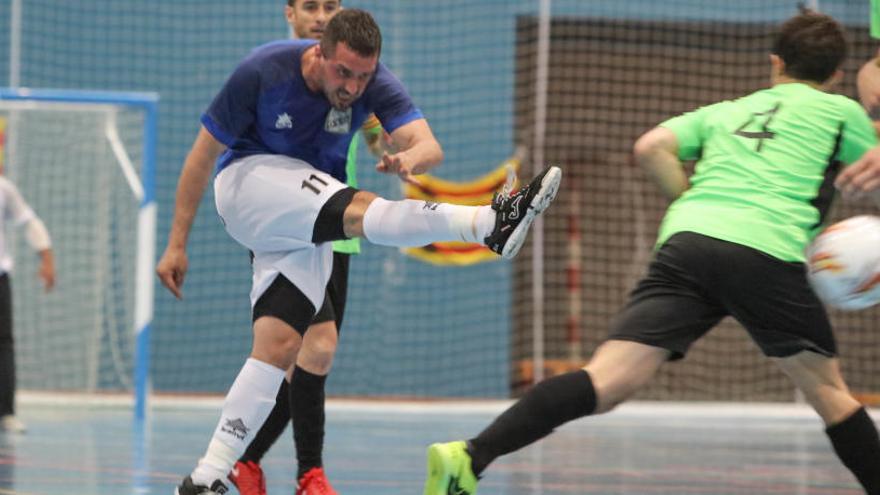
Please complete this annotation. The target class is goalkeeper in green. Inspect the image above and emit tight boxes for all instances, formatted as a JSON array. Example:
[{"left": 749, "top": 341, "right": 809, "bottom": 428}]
[{"left": 424, "top": 10, "right": 880, "bottom": 495}]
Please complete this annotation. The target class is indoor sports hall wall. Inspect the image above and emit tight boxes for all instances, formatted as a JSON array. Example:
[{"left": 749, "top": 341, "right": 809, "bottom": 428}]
[{"left": 0, "top": 1, "right": 874, "bottom": 400}]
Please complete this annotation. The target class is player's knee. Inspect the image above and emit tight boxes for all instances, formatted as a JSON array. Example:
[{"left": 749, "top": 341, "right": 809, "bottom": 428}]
[
  {"left": 593, "top": 387, "right": 632, "bottom": 414},
  {"left": 342, "top": 190, "right": 378, "bottom": 238},
  {"left": 252, "top": 317, "right": 303, "bottom": 369},
  {"left": 588, "top": 372, "right": 647, "bottom": 414},
  {"left": 299, "top": 337, "right": 337, "bottom": 374},
  {"left": 773, "top": 353, "right": 861, "bottom": 425}
]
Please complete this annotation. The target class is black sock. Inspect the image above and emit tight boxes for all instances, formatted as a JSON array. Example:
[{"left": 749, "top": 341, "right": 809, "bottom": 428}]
[
  {"left": 468, "top": 370, "right": 597, "bottom": 476},
  {"left": 240, "top": 379, "right": 290, "bottom": 464},
  {"left": 825, "top": 407, "right": 880, "bottom": 494},
  {"left": 290, "top": 365, "right": 328, "bottom": 480}
]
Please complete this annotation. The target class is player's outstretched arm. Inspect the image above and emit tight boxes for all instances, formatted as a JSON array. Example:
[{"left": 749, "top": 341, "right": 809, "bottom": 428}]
[
  {"left": 156, "top": 126, "right": 225, "bottom": 299},
  {"left": 375, "top": 118, "right": 443, "bottom": 184},
  {"left": 633, "top": 126, "right": 689, "bottom": 200}
]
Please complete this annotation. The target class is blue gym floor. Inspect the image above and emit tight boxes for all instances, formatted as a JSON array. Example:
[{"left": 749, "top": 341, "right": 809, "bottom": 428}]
[{"left": 0, "top": 399, "right": 867, "bottom": 494}]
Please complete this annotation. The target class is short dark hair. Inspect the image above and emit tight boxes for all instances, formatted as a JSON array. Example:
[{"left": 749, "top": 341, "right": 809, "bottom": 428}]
[
  {"left": 772, "top": 11, "right": 847, "bottom": 83},
  {"left": 320, "top": 9, "right": 381, "bottom": 59}
]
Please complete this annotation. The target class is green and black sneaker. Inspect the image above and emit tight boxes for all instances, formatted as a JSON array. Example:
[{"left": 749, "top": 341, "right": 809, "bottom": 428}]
[{"left": 423, "top": 441, "right": 479, "bottom": 495}]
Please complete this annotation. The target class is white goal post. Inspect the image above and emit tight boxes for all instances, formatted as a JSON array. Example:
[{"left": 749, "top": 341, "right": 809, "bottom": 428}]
[{"left": 0, "top": 87, "right": 157, "bottom": 420}]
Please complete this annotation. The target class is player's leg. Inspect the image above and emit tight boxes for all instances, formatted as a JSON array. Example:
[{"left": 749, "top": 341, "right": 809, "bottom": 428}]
[
  {"left": 719, "top": 237, "right": 880, "bottom": 494},
  {"left": 180, "top": 272, "right": 318, "bottom": 494},
  {"left": 289, "top": 320, "right": 336, "bottom": 494},
  {"left": 773, "top": 352, "right": 879, "bottom": 493},
  {"left": 342, "top": 165, "right": 562, "bottom": 259},
  {"left": 230, "top": 253, "right": 347, "bottom": 494},
  {"left": 177, "top": 314, "right": 305, "bottom": 495},
  {"left": 217, "top": 154, "right": 561, "bottom": 260},
  {"left": 424, "top": 232, "right": 727, "bottom": 495},
  {"left": 179, "top": 155, "right": 339, "bottom": 494},
  {"left": 0, "top": 274, "right": 22, "bottom": 433},
  {"left": 228, "top": 377, "right": 287, "bottom": 495},
  {"left": 291, "top": 252, "right": 349, "bottom": 495},
  {"left": 424, "top": 341, "right": 669, "bottom": 495}
]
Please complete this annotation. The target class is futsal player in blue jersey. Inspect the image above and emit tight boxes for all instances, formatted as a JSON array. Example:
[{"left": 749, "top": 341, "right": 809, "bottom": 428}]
[
  {"left": 227, "top": 2, "right": 386, "bottom": 494},
  {"left": 157, "top": 9, "right": 562, "bottom": 495}
]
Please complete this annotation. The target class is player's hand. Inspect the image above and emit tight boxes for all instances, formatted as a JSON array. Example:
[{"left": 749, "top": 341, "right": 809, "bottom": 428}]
[
  {"left": 157, "top": 246, "right": 188, "bottom": 299},
  {"left": 38, "top": 252, "right": 55, "bottom": 293},
  {"left": 836, "top": 146, "right": 880, "bottom": 199},
  {"left": 364, "top": 129, "right": 392, "bottom": 159},
  {"left": 376, "top": 151, "right": 421, "bottom": 186}
]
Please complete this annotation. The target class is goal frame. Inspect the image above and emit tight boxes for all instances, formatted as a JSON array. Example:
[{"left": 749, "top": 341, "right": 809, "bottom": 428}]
[{"left": 0, "top": 87, "right": 158, "bottom": 420}]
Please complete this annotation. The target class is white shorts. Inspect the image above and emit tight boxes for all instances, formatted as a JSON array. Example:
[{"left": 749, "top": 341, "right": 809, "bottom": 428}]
[{"left": 213, "top": 154, "right": 349, "bottom": 311}]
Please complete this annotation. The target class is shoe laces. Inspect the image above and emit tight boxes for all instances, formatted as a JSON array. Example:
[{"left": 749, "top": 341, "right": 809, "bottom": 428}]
[
  {"left": 232, "top": 461, "right": 266, "bottom": 495},
  {"left": 298, "top": 467, "right": 336, "bottom": 495},
  {"left": 499, "top": 163, "right": 517, "bottom": 199}
]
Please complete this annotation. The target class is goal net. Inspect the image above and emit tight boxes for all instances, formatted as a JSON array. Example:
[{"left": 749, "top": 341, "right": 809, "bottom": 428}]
[{"left": 0, "top": 89, "right": 156, "bottom": 417}]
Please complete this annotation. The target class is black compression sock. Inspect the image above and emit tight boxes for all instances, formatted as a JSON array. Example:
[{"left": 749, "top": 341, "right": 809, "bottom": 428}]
[
  {"left": 240, "top": 379, "right": 290, "bottom": 464},
  {"left": 468, "top": 369, "right": 597, "bottom": 476},
  {"left": 290, "top": 365, "right": 328, "bottom": 479},
  {"left": 825, "top": 407, "right": 880, "bottom": 494}
]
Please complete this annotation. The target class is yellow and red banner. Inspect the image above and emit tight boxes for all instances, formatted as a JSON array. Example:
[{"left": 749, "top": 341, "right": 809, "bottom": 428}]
[{"left": 402, "top": 152, "right": 522, "bottom": 266}]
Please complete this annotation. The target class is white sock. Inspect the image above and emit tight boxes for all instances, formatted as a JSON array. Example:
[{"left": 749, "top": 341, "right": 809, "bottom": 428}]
[
  {"left": 191, "top": 358, "right": 285, "bottom": 484},
  {"left": 362, "top": 198, "right": 496, "bottom": 246}
]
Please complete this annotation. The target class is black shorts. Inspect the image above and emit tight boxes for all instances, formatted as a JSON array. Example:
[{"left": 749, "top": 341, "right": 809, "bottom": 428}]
[
  {"left": 252, "top": 251, "right": 351, "bottom": 336},
  {"left": 607, "top": 232, "right": 836, "bottom": 360}
]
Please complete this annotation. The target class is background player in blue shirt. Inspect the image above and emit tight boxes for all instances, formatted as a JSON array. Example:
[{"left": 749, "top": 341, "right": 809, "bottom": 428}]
[{"left": 157, "top": 9, "right": 562, "bottom": 495}]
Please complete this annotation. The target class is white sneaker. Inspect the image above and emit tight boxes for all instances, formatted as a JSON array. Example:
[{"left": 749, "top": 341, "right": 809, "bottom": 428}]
[{"left": 0, "top": 415, "right": 26, "bottom": 433}]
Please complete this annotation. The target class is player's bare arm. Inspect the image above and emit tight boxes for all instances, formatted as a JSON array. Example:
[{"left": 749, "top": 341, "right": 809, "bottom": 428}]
[
  {"left": 156, "top": 126, "right": 226, "bottom": 299},
  {"left": 375, "top": 118, "right": 443, "bottom": 184},
  {"left": 633, "top": 126, "right": 689, "bottom": 200},
  {"left": 836, "top": 146, "right": 880, "bottom": 207}
]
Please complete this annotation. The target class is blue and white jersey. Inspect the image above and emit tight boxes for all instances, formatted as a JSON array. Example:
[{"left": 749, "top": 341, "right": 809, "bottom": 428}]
[{"left": 202, "top": 39, "right": 423, "bottom": 181}]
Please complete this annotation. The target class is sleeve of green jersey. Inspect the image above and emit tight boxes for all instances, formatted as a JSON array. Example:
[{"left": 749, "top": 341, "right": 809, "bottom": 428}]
[
  {"left": 838, "top": 100, "right": 879, "bottom": 165},
  {"left": 658, "top": 103, "right": 721, "bottom": 161}
]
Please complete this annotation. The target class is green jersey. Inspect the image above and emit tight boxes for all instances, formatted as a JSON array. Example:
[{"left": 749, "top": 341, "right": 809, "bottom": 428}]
[
  {"left": 331, "top": 134, "right": 362, "bottom": 254},
  {"left": 658, "top": 83, "right": 877, "bottom": 262},
  {"left": 873, "top": 0, "right": 880, "bottom": 38}
]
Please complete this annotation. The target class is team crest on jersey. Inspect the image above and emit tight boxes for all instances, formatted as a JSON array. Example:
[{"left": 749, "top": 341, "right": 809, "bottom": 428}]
[
  {"left": 324, "top": 108, "right": 352, "bottom": 134},
  {"left": 275, "top": 112, "right": 293, "bottom": 129}
]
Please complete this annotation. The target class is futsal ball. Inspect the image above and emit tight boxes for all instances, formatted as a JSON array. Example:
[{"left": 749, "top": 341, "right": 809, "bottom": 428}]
[{"left": 806, "top": 215, "right": 880, "bottom": 310}]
